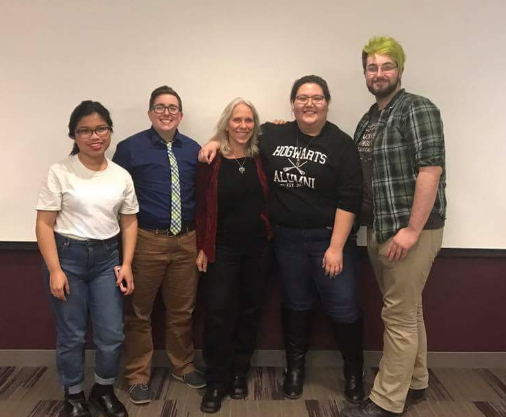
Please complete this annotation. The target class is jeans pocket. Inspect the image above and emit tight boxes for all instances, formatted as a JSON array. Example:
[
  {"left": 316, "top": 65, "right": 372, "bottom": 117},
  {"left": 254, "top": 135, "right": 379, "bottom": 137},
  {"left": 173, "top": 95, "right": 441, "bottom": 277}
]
[
  {"left": 56, "top": 235, "right": 71, "bottom": 254},
  {"left": 104, "top": 240, "right": 119, "bottom": 253}
]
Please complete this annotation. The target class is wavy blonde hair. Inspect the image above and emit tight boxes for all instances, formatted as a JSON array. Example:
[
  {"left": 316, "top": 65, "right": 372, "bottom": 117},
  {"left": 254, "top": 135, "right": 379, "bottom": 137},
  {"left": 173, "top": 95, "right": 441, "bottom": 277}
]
[{"left": 215, "top": 98, "right": 261, "bottom": 157}]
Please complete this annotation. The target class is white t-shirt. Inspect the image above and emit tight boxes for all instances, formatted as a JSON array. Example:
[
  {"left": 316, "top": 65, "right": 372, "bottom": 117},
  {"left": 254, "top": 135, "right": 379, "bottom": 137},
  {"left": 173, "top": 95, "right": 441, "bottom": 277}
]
[{"left": 36, "top": 155, "right": 139, "bottom": 240}]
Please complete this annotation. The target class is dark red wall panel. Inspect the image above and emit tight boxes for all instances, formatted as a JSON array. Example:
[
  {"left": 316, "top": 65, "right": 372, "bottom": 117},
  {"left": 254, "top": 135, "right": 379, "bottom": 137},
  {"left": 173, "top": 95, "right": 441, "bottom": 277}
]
[{"left": 1, "top": 250, "right": 505, "bottom": 352}]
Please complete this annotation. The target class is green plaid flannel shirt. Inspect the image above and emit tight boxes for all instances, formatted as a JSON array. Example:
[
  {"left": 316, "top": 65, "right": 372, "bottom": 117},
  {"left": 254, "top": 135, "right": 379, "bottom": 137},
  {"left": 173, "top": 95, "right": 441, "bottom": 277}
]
[{"left": 354, "top": 89, "right": 446, "bottom": 244}]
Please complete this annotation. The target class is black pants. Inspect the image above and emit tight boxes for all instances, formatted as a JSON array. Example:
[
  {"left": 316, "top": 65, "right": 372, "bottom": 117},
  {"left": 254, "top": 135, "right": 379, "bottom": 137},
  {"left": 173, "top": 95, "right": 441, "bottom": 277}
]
[{"left": 202, "top": 239, "right": 270, "bottom": 389}]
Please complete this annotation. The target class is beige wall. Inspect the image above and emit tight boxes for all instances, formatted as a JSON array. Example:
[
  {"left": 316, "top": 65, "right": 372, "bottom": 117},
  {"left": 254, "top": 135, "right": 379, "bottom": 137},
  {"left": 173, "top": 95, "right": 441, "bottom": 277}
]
[{"left": 1, "top": 0, "right": 505, "bottom": 247}]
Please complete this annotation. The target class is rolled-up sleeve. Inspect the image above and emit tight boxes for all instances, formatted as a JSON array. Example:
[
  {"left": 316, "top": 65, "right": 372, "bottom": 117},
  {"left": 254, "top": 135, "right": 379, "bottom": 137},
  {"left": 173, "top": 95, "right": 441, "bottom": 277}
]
[{"left": 407, "top": 98, "right": 445, "bottom": 168}]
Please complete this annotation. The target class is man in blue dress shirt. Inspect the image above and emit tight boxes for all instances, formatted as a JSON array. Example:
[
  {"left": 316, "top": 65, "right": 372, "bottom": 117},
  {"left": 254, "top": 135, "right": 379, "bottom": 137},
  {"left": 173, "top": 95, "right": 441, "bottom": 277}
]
[{"left": 113, "top": 86, "right": 204, "bottom": 404}]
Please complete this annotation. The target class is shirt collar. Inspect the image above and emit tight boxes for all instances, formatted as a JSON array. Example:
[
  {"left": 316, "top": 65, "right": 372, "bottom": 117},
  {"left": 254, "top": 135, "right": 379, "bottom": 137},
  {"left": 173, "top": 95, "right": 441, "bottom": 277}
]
[{"left": 148, "top": 126, "right": 182, "bottom": 147}]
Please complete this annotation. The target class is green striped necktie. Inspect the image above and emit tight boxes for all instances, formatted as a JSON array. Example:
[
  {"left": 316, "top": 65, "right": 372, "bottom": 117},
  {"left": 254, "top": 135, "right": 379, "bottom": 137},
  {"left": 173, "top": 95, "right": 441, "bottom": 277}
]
[{"left": 163, "top": 140, "right": 182, "bottom": 235}]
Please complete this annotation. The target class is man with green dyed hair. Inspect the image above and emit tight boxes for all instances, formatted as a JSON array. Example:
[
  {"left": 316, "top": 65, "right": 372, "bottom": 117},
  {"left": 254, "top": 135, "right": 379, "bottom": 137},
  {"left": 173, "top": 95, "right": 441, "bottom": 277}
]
[{"left": 342, "top": 36, "right": 446, "bottom": 417}]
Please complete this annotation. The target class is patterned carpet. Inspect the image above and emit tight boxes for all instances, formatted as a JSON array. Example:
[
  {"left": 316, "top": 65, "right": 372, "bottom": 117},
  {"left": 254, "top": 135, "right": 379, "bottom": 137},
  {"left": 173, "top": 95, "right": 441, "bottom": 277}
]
[{"left": 1, "top": 366, "right": 505, "bottom": 416}]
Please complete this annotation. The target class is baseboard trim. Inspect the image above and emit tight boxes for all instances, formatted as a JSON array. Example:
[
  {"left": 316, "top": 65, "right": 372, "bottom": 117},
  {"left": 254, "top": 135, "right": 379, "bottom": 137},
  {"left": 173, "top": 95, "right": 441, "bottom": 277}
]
[{"left": 1, "top": 349, "right": 505, "bottom": 369}]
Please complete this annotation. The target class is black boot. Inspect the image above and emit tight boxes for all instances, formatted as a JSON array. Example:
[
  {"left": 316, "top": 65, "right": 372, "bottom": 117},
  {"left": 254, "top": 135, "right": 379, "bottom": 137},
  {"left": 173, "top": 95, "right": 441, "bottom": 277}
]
[
  {"left": 333, "top": 319, "right": 365, "bottom": 403},
  {"left": 89, "top": 383, "right": 128, "bottom": 417},
  {"left": 64, "top": 391, "right": 91, "bottom": 417},
  {"left": 282, "top": 307, "right": 313, "bottom": 399}
]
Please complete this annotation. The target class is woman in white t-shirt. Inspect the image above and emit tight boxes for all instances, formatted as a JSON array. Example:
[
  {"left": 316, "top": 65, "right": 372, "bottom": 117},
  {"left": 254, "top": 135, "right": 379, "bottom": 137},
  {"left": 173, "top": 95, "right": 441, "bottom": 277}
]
[{"left": 36, "top": 101, "right": 139, "bottom": 417}]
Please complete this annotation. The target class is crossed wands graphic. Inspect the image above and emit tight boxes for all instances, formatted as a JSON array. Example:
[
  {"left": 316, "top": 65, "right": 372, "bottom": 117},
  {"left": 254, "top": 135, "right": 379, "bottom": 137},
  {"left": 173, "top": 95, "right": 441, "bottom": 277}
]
[{"left": 283, "top": 158, "right": 307, "bottom": 175}]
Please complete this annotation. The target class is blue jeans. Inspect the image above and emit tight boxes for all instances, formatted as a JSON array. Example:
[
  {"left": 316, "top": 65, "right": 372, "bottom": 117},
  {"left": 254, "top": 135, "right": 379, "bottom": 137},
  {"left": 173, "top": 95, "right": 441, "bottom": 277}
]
[
  {"left": 44, "top": 233, "right": 124, "bottom": 394},
  {"left": 274, "top": 226, "right": 360, "bottom": 323}
]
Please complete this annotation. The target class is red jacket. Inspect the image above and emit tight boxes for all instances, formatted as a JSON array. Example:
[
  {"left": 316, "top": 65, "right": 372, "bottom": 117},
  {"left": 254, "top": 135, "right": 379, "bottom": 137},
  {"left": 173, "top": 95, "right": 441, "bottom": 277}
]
[{"left": 195, "top": 153, "right": 271, "bottom": 262}]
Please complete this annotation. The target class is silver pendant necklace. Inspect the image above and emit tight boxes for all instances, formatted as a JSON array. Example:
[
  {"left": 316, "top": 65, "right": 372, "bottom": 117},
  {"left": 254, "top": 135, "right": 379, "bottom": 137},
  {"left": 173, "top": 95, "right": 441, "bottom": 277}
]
[{"left": 234, "top": 157, "right": 246, "bottom": 174}]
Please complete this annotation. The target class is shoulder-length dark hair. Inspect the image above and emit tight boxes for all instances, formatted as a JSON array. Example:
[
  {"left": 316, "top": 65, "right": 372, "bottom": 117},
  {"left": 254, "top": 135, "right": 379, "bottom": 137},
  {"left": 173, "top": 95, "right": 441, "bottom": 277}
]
[{"left": 68, "top": 101, "right": 113, "bottom": 155}]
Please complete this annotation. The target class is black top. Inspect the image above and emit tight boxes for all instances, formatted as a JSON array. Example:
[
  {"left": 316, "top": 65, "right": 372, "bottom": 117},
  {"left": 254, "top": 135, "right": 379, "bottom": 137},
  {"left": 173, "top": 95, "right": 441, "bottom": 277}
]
[
  {"left": 259, "top": 121, "right": 363, "bottom": 228},
  {"left": 356, "top": 107, "right": 380, "bottom": 227},
  {"left": 216, "top": 157, "right": 266, "bottom": 245}
]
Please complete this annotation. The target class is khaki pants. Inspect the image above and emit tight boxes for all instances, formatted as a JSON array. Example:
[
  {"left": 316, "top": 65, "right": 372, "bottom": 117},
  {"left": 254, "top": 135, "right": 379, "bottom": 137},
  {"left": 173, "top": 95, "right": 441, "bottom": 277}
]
[
  {"left": 367, "top": 228, "right": 443, "bottom": 413},
  {"left": 123, "top": 228, "right": 199, "bottom": 384}
]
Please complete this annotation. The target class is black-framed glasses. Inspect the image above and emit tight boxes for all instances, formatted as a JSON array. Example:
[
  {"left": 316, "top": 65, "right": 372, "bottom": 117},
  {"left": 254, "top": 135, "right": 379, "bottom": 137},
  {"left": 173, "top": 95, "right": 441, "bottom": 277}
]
[
  {"left": 295, "top": 95, "right": 326, "bottom": 104},
  {"left": 365, "top": 63, "right": 398, "bottom": 74},
  {"left": 75, "top": 126, "right": 111, "bottom": 138},
  {"left": 151, "top": 104, "right": 180, "bottom": 115}
]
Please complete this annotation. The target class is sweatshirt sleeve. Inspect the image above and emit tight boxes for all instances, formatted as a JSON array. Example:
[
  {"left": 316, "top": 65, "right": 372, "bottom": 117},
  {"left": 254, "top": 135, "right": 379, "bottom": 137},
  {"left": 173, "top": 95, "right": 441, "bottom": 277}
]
[{"left": 335, "top": 138, "right": 363, "bottom": 214}]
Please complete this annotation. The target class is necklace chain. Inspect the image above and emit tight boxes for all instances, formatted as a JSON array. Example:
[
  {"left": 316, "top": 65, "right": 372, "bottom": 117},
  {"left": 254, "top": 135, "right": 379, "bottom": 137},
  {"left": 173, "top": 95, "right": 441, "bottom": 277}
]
[{"left": 296, "top": 132, "right": 315, "bottom": 166}]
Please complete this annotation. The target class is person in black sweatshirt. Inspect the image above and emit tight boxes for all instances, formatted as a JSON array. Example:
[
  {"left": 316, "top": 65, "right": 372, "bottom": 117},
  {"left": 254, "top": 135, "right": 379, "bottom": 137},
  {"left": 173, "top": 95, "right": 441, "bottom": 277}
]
[{"left": 199, "top": 75, "right": 364, "bottom": 404}]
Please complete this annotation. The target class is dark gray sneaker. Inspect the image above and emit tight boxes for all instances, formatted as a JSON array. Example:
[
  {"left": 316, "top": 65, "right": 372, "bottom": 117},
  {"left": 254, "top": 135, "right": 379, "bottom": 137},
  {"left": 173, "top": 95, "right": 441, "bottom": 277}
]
[
  {"left": 404, "top": 388, "right": 426, "bottom": 411},
  {"left": 128, "top": 383, "right": 151, "bottom": 404},
  {"left": 171, "top": 370, "right": 206, "bottom": 389}
]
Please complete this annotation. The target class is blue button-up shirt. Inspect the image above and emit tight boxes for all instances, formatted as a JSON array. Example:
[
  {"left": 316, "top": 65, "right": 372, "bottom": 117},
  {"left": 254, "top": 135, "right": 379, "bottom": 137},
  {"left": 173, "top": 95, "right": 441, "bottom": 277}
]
[{"left": 113, "top": 127, "right": 201, "bottom": 229}]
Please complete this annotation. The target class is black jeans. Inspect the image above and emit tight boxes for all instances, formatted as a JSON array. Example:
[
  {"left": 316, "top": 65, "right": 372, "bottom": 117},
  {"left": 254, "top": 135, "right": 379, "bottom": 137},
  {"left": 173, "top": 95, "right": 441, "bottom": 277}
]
[{"left": 202, "top": 238, "right": 270, "bottom": 389}]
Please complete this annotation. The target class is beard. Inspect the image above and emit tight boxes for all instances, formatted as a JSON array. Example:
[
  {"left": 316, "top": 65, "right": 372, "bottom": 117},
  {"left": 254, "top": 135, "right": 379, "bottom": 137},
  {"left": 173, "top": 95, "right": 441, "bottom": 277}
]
[{"left": 367, "top": 76, "right": 400, "bottom": 98}]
